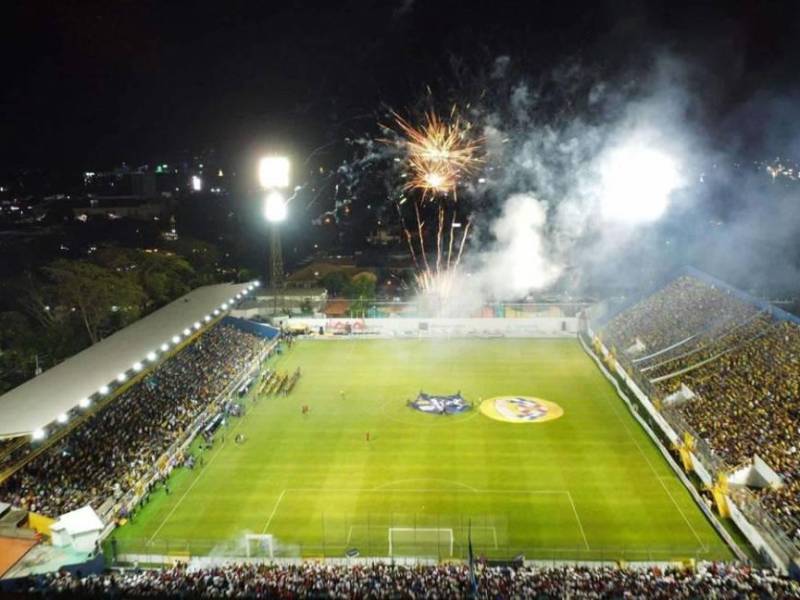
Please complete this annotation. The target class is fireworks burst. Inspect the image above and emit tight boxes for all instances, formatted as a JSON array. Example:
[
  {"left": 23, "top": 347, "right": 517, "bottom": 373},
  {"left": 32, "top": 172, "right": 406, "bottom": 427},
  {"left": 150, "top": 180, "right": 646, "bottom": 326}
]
[
  {"left": 389, "top": 107, "right": 482, "bottom": 199},
  {"left": 384, "top": 106, "right": 483, "bottom": 307}
]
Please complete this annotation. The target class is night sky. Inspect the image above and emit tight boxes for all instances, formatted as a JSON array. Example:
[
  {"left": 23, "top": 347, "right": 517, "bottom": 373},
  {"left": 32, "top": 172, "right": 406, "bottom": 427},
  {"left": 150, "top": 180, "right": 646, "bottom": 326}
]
[{"left": 3, "top": 0, "right": 800, "bottom": 171}]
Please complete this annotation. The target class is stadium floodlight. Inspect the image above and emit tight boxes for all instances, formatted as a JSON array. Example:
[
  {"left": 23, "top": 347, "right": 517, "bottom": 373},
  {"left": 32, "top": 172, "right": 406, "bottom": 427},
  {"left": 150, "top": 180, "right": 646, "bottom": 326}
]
[
  {"left": 79, "top": 398, "right": 91, "bottom": 409},
  {"left": 254, "top": 280, "right": 260, "bottom": 286},
  {"left": 213, "top": 309, "right": 220, "bottom": 316},
  {"left": 221, "top": 303, "right": 229, "bottom": 310},
  {"left": 258, "top": 156, "right": 290, "bottom": 189},
  {"left": 117, "top": 372, "right": 127, "bottom": 383},
  {"left": 132, "top": 361, "right": 143, "bottom": 372},
  {"left": 32, "top": 428, "right": 46, "bottom": 441},
  {"left": 182, "top": 328, "right": 191, "bottom": 336},
  {"left": 147, "top": 351, "right": 158, "bottom": 362},
  {"left": 599, "top": 136, "right": 683, "bottom": 224},
  {"left": 172, "top": 335, "right": 181, "bottom": 344},
  {"left": 99, "top": 385, "right": 110, "bottom": 395},
  {"left": 204, "top": 315, "right": 212, "bottom": 322},
  {"left": 57, "top": 413, "right": 68, "bottom": 424},
  {"left": 193, "top": 321, "right": 201, "bottom": 330},
  {"left": 263, "top": 190, "right": 288, "bottom": 222},
  {"left": 160, "top": 342, "right": 170, "bottom": 352}
]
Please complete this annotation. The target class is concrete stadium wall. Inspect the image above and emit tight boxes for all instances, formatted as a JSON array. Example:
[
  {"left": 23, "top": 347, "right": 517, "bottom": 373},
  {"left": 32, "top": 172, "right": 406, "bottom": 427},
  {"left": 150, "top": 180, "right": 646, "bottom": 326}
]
[{"left": 281, "top": 317, "right": 578, "bottom": 337}]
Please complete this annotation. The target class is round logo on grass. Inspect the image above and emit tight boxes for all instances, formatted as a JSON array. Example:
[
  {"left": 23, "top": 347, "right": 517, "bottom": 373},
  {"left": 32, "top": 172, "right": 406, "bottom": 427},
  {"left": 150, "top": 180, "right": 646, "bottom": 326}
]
[{"left": 480, "top": 396, "right": 563, "bottom": 423}]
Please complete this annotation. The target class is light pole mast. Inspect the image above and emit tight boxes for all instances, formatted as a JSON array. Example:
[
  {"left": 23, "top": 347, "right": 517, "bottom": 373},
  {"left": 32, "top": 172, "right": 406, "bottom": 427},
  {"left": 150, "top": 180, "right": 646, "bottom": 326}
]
[
  {"left": 269, "top": 224, "right": 284, "bottom": 287},
  {"left": 259, "top": 156, "right": 291, "bottom": 313}
]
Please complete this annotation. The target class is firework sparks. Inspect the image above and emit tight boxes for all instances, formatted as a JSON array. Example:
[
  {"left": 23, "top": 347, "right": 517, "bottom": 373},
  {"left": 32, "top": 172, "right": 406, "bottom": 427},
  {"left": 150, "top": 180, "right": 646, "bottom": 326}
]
[
  {"left": 384, "top": 106, "right": 483, "bottom": 309},
  {"left": 388, "top": 108, "right": 482, "bottom": 199}
]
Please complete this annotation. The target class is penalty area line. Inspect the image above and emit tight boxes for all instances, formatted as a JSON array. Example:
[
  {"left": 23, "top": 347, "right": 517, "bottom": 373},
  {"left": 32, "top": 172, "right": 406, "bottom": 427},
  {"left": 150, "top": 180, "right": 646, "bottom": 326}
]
[
  {"left": 261, "top": 489, "right": 287, "bottom": 534},
  {"left": 566, "top": 490, "right": 590, "bottom": 551}
]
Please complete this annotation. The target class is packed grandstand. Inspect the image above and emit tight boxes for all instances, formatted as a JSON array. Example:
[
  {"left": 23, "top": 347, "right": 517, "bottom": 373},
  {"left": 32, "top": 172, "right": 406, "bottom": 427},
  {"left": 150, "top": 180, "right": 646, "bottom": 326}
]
[
  {"left": 0, "top": 323, "right": 269, "bottom": 518},
  {"left": 12, "top": 562, "right": 800, "bottom": 598},
  {"left": 600, "top": 271, "right": 800, "bottom": 548}
]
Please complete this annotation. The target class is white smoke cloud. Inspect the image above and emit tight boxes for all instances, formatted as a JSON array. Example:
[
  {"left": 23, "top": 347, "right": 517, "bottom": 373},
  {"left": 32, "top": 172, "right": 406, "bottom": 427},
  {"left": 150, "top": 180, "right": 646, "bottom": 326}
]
[{"left": 478, "top": 193, "right": 561, "bottom": 297}]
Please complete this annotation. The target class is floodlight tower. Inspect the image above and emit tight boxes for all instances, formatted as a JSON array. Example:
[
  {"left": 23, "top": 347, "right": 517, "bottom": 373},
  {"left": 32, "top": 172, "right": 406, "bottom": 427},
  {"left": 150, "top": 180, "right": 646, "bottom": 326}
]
[{"left": 259, "top": 157, "right": 290, "bottom": 290}]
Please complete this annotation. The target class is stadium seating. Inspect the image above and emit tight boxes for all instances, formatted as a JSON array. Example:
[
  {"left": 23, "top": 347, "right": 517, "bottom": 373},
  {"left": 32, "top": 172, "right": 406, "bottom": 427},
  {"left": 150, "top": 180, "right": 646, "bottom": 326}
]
[
  {"left": 0, "top": 324, "right": 268, "bottom": 518},
  {"left": 20, "top": 562, "right": 798, "bottom": 598},
  {"left": 602, "top": 276, "right": 756, "bottom": 355},
  {"left": 601, "top": 274, "right": 800, "bottom": 543}
]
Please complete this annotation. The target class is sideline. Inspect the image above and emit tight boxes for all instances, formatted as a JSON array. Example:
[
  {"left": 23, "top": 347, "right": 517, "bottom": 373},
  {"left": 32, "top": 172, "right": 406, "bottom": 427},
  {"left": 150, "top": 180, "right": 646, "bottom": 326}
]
[{"left": 579, "top": 334, "right": 745, "bottom": 562}]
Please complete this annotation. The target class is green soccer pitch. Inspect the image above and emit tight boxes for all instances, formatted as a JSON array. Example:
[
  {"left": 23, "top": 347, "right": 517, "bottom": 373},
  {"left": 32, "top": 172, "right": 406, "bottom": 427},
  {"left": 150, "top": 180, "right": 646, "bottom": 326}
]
[{"left": 113, "top": 338, "right": 733, "bottom": 562}]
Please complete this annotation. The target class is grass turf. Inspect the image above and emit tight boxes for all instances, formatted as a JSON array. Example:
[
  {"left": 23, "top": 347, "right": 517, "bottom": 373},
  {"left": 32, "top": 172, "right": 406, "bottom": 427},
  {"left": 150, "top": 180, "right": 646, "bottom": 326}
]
[{"left": 114, "top": 338, "right": 732, "bottom": 561}]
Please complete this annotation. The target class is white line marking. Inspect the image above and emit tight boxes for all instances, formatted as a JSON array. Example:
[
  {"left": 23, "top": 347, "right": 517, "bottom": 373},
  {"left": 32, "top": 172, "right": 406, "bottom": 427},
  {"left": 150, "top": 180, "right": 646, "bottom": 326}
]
[
  {"left": 261, "top": 489, "right": 287, "bottom": 534},
  {"left": 566, "top": 491, "right": 590, "bottom": 550},
  {"left": 371, "top": 478, "right": 479, "bottom": 492},
  {"left": 148, "top": 442, "right": 226, "bottom": 542},
  {"left": 283, "top": 487, "right": 566, "bottom": 494},
  {"left": 148, "top": 385, "right": 255, "bottom": 542},
  {"left": 599, "top": 387, "right": 709, "bottom": 551}
]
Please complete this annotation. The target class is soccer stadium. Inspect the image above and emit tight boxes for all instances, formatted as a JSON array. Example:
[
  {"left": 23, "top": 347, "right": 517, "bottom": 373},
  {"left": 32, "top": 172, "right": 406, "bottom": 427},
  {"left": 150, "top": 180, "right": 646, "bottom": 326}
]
[
  {"left": 1, "top": 269, "right": 800, "bottom": 597},
  {"left": 6, "top": 3, "right": 800, "bottom": 597}
]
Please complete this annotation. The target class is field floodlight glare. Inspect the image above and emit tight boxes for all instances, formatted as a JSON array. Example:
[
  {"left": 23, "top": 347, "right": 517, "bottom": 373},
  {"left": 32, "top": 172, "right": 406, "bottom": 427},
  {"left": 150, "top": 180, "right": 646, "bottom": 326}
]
[
  {"left": 221, "top": 303, "right": 229, "bottom": 310},
  {"left": 79, "top": 398, "right": 91, "bottom": 409},
  {"left": 172, "top": 335, "right": 181, "bottom": 344},
  {"left": 264, "top": 190, "right": 288, "bottom": 222},
  {"left": 99, "top": 385, "right": 110, "bottom": 395},
  {"left": 258, "top": 156, "right": 290, "bottom": 189},
  {"left": 193, "top": 321, "right": 201, "bottom": 330},
  {"left": 32, "top": 428, "right": 46, "bottom": 441},
  {"left": 57, "top": 413, "right": 68, "bottom": 424},
  {"left": 117, "top": 372, "right": 127, "bottom": 383},
  {"left": 182, "top": 328, "right": 191, "bottom": 336},
  {"left": 147, "top": 351, "right": 158, "bottom": 362},
  {"left": 213, "top": 309, "right": 220, "bottom": 316},
  {"left": 161, "top": 342, "right": 170, "bottom": 352}
]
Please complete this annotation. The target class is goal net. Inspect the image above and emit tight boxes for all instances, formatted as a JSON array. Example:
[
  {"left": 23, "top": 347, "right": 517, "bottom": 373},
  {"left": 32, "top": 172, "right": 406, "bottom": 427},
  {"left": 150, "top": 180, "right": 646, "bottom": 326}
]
[
  {"left": 388, "top": 528, "right": 454, "bottom": 557},
  {"left": 244, "top": 534, "right": 275, "bottom": 558}
]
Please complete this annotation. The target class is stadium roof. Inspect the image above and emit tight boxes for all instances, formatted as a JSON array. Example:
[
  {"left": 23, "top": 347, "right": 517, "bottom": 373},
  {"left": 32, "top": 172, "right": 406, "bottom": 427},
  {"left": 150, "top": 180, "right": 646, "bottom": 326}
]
[{"left": 0, "top": 281, "right": 258, "bottom": 438}]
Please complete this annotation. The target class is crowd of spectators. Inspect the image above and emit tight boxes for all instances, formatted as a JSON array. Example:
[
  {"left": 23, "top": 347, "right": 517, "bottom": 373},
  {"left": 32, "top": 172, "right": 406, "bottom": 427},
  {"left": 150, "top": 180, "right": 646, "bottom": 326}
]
[
  {"left": 602, "top": 275, "right": 800, "bottom": 543},
  {"left": 0, "top": 324, "right": 267, "bottom": 517},
  {"left": 23, "top": 562, "right": 798, "bottom": 598},
  {"left": 602, "top": 276, "right": 756, "bottom": 357}
]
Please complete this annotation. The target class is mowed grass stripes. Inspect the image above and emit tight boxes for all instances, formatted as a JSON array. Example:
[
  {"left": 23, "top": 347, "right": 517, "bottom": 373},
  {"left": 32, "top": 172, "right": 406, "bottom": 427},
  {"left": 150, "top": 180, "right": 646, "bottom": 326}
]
[{"left": 114, "top": 338, "right": 732, "bottom": 561}]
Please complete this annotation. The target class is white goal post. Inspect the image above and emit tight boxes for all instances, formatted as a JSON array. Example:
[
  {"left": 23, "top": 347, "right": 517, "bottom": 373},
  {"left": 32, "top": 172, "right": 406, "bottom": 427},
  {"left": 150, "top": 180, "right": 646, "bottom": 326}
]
[
  {"left": 244, "top": 533, "right": 274, "bottom": 558},
  {"left": 388, "top": 528, "right": 454, "bottom": 557}
]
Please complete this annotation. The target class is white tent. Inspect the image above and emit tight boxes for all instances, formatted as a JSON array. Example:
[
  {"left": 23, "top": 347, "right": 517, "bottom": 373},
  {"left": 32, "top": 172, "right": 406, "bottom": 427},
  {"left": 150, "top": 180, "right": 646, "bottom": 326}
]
[{"left": 51, "top": 505, "right": 105, "bottom": 552}]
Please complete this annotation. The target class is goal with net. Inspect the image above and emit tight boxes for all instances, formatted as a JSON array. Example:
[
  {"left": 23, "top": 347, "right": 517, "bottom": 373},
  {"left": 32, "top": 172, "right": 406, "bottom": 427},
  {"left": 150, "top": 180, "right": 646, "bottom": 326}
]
[
  {"left": 244, "top": 534, "right": 275, "bottom": 558},
  {"left": 388, "top": 528, "right": 454, "bottom": 557}
]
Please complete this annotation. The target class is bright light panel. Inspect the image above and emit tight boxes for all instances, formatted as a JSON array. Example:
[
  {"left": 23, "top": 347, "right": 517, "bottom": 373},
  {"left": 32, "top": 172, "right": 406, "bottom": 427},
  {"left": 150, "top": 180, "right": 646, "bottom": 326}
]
[
  {"left": 32, "top": 428, "right": 45, "bottom": 441},
  {"left": 191, "top": 175, "right": 203, "bottom": 192},
  {"left": 264, "top": 191, "right": 287, "bottom": 222},
  {"left": 147, "top": 351, "right": 158, "bottom": 362},
  {"left": 79, "top": 398, "right": 91, "bottom": 408},
  {"left": 258, "top": 156, "right": 290, "bottom": 189},
  {"left": 57, "top": 413, "right": 68, "bottom": 424}
]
